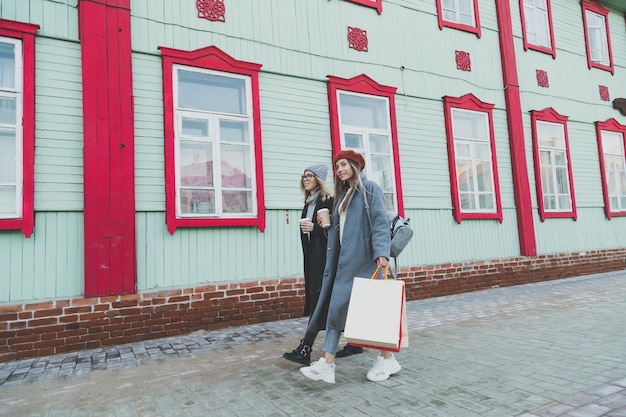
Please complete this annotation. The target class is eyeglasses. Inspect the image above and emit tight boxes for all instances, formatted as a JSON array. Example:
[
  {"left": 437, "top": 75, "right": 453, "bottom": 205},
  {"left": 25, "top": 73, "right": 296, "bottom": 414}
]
[{"left": 301, "top": 174, "right": 315, "bottom": 181}]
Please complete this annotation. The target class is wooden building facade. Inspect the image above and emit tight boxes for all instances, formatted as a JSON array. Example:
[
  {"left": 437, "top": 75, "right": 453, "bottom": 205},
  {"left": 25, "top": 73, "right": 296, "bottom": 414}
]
[{"left": 1, "top": 0, "right": 626, "bottom": 360}]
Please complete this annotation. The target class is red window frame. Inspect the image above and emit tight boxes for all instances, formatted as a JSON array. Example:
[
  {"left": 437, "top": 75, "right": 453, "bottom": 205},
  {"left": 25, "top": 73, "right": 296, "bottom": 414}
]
[
  {"left": 581, "top": 0, "right": 614, "bottom": 74},
  {"left": 519, "top": 0, "right": 556, "bottom": 58},
  {"left": 443, "top": 93, "right": 502, "bottom": 224},
  {"left": 345, "top": 0, "right": 382, "bottom": 15},
  {"left": 0, "top": 19, "right": 38, "bottom": 238},
  {"left": 436, "top": 0, "right": 481, "bottom": 38},
  {"left": 530, "top": 108, "right": 577, "bottom": 221},
  {"left": 159, "top": 45, "right": 265, "bottom": 234},
  {"left": 596, "top": 118, "right": 626, "bottom": 220},
  {"left": 326, "top": 74, "right": 404, "bottom": 217}
]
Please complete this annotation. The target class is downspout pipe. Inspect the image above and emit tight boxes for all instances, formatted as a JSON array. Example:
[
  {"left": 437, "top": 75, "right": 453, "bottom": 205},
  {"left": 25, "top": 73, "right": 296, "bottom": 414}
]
[{"left": 494, "top": 0, "right": 537, "bottom": 256}]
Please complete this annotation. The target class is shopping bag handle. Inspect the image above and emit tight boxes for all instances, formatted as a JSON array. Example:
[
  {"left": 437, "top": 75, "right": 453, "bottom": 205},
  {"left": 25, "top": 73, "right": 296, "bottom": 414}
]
[{"left": 370, "top": 265, "right": 391, "bottom": 281}]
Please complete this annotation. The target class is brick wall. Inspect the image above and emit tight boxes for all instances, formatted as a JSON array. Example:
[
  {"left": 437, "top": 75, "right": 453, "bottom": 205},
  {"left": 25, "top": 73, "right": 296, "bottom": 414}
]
[{"left": 1, "top": 248, "right": 625, "bottom": 361}]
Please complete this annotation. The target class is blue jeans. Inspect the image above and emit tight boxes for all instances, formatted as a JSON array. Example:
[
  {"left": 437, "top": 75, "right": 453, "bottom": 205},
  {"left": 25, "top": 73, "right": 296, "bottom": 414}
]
[{"left": 322, "top": 328, "right": 342, "bottom": 355}]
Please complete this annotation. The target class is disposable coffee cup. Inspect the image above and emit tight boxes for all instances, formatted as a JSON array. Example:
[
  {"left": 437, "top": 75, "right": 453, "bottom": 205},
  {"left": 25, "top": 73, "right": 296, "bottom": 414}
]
[
  {"left": 318, "top": 208, "right": 331, "bottom": 228},
  {"left": 299, "top": 218, "right": 310, "bottom": 235}
]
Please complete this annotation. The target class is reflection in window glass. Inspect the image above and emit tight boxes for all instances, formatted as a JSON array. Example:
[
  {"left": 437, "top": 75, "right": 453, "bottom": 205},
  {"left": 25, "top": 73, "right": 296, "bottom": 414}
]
[
  {"left": 339, "top": 93, "right": 388, "bottom": 129},
  {"left": 174, "top": 65, "right": 256, "bottom": 218},
  {"left": 523, "top": 0, "right": 551, "bottom": 48},
  {"left": 452, "top": 109, "right": 495, "bottom": 212},
  {"left": 442, "top": 0, "right": 475, "bottom": 26},
  {"left": 178, "top": 69, "right": 247, "bottom": 115},
  {"left": 0, "top": 42, "right": 15, "bottom": 89},
  {"left": 586, "top": 10, "right": 609, "bottom": 65},
  {"left": 338, "top": 91, "right": 396, "bottom": 212},
  {"left": 602, "top": 131, "right": 626, "bottom": 211}
]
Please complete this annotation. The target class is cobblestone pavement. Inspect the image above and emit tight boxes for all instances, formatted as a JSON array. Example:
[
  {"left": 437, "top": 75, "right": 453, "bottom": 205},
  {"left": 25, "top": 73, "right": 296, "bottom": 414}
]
[{"left": 1, "top": 270, "right": 626, "bottom": 416}]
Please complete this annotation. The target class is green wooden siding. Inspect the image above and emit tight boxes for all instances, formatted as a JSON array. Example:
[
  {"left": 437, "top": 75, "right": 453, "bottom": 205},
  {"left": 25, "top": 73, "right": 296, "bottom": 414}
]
[{"left": 0, "top": 213, "right": 83, "bottom": 302}]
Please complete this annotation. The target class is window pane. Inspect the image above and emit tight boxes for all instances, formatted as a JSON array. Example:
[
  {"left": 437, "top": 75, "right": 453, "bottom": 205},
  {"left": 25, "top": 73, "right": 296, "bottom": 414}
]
[
  {"left": 475, "top": 161, "right": 492, "bottom": 192},
  {"left": 452, "top": 110, "right": 488, "bottom": 141},
  {"left": 541, "top": 167, "right": 555, "bottom": 194},
  {"left": 221, "top": 145, "right": 252, "bottom": 188},
  {"left": 539, "top": 150, "right": 551, "bottom": 165},
  {"left": 602, "top": 132, "right": 623, "bottom": 155},
  {"left": 0, "top": 185, "right": 16, "bottom": 215},
  {"left": 180, "top": 189, "right": 215, "bottom": 215},
  {"left": 370, "top": 154, "right": 393, "bottom": 192},
  {"left": 559, "top": 195, "right": 571, "bottom": 210},
  {"left": 0, "top": 97, "right": 16, "bottom": 124},
  {"left": 455, "top": 143, "right": 471, "bottom": 159},
  {"left": 180, "top": 142, "right": 213, "bottom": 187},
  {"left": 223, "top": 190, "right": 252, "bottom": 213},
  {"left": 478, "top": 193, "right": 494, "bottom": 210},
  {"left": 370, "top": 134, "right": 390, "bottom": 153},
  {"left": 0, "top": 129, "right": 16, "bottom": 182},
  {"left": 544, "top": 195, "right": 556, "bottom": 210},
  {"left": 220, "top": 120, "right": 249, "bottom": 143},
  {"left": 555, "top": 166, "right": 569, "bottom": 194},
  {"left": 0, "top": 42, "right": 15, "bottom": 89},
  {"left": 339, "top": 93, "right": 388, "bottom": 129},
  {"left": 178, "top": 69, "right": 247, "bottom": 115},
  {"left": 554, "top": 151, "right": 566, "bottom": 167},
  {"left": 458, "top": 0, "right": 474, "bottom": 25},
  {"left": 182, "top": 118, "right": 208, "bottom": 137},
  {"left": 475, "top": 143, "right": 491, "bottom": 160},
  {"left": 457, "top": 160, "right": 474, "bottom": 192},
  {"left": 344, "top": 133, "right": 363, "bottom": 149},
  {"left": 537, "top": 122, "right": 565, "bottom": 148},
  {"left": 460, "top": 193, "right": 475, "bottom": 210}
]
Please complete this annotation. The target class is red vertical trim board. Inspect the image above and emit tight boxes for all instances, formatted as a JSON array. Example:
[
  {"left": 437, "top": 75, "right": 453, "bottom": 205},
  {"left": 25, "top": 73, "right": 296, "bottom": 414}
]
[
  {"left": 494, "top": 0, "right": 537, "bottom": 256},
  {"left": 79, "top": 0, "right": 136, "bottom": 297}
]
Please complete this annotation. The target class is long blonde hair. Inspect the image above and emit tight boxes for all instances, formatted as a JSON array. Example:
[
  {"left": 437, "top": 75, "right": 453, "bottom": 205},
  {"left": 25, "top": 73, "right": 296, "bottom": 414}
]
[
  {"left": 333, "top": 160, "right": 365, "bottom": 213},
  {"left": 300, "top": 175, "right": 333, "bottom": 203}
]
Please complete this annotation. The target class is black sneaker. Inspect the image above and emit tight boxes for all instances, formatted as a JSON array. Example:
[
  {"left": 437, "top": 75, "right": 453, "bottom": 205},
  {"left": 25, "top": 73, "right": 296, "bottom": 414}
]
[
  {"left": 335, "top": 344, "right": 364, "bottom": 358},
  {"left": 282, "top": 339, "right": 312, "bottom": 365}
]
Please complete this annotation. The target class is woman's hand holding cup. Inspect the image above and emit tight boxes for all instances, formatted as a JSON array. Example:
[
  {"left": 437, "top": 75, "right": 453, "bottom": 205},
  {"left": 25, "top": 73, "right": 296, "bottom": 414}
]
[
  {"left": 317, "top": 208, "right": 331, "bottom": 228},
  {"left": 299, "top": 218, "right": 313, "bottom": 234}
]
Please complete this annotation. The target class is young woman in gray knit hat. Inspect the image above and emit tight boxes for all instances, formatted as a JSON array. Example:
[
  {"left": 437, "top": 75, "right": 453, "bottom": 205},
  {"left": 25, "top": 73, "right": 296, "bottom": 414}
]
[{"left": 282, "top": 164, "right": 334, "bottom": 365}]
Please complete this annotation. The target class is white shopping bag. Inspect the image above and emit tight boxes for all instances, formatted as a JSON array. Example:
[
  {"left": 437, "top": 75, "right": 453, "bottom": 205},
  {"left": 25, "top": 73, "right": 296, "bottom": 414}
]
[{"left": 344, "top": 266, "right": 408, "bottom": 352}]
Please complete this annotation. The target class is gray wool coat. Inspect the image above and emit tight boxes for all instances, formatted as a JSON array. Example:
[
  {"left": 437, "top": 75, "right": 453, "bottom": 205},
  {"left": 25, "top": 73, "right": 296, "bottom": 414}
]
[{"left": 306, "top": 177, "right": 391, "bottom": 333}]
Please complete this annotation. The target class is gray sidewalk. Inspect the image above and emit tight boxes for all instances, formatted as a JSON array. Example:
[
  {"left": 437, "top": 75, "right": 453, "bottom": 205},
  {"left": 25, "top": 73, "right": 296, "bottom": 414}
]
[{"left": 1, "top": 270, "right": 626, "bottom": 417}]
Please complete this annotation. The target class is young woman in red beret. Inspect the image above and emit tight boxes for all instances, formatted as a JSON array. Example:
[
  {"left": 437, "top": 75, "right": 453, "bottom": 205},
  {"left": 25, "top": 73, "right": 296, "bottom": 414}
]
[{"left": 299, "top": 150, "right": 401, "bottom": 383}]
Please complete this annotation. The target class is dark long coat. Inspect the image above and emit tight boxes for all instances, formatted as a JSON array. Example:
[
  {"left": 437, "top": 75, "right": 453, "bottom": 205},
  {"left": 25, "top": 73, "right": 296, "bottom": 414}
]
[
  {"left": 301, "top": 196, "right": 334, "bottom": 316},
  {"left": 306, "top": 178, "right": 391, "bottom": 333}
]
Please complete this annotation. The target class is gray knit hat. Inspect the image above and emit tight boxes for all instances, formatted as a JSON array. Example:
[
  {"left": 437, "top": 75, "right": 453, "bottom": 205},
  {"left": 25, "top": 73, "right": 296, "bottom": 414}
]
[{"left": 304, "top": 164, "right": 328, "bottom": 182}]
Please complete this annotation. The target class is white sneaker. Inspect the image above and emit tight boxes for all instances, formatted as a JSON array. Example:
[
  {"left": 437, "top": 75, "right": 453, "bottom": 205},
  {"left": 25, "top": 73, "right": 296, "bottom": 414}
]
[
  {"left": 300, "top": 357, "right": 336, "bottom": 384},
  {"left": 366, "top": 354, "right": 401, "bottom": 382}
]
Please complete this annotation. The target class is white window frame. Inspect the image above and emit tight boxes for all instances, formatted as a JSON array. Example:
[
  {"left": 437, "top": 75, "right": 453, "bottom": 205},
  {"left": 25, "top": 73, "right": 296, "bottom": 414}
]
[
  {"left": 535, "top": 121, "right": 572, "bottom": 212},
  {"left": 523, "top": 0, "right": 551, "bottom": 49},
  {"left": 601, "top": 130, "right": 626, "bottom": 213},
  {"left": 336, "top": 90, "right": 397, "bottom": 212},
  {"left": 451, "top": 108, "right": 497, "bottom": 214},
  {"left": 0, "top": 36, "right": 23, "bottom": 220},
  {"left": 442, "top": 0, "right": 476, "bottom": 27},
  {"left": 172, "top": 65, "right": 257, "bottom": 219},
  {"left": 586, "top": 10, "right": 609, "bottom": 66}
]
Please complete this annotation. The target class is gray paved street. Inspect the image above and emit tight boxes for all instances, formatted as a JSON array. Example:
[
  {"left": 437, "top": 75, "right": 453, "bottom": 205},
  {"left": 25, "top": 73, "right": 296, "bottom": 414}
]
[{"left": 1, "top": 270, "right": 626, "bottom": 416}]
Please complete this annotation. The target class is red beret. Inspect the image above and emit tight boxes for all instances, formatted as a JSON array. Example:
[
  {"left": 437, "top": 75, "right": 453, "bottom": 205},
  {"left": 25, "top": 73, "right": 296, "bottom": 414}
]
[{"left": 332, "top": 149, "right": 365, "bottom": 170}]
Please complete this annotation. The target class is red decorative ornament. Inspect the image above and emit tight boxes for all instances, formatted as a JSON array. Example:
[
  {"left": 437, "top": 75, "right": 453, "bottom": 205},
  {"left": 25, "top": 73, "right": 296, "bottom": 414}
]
[
  {"left": 599, "top": 85, "right": 610, "bottom": 102},
  {"left": 348, "top": 27, "right": 368, "bottom": 52},
  {"left": 455, "top": 50, "right": 471, "bottom": 71},
  {"left": 536, "top": 70, "right": 549, "bottom": 88},
  {"left": 197, "top": 0, "right": 226, "bottom": 22}
]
